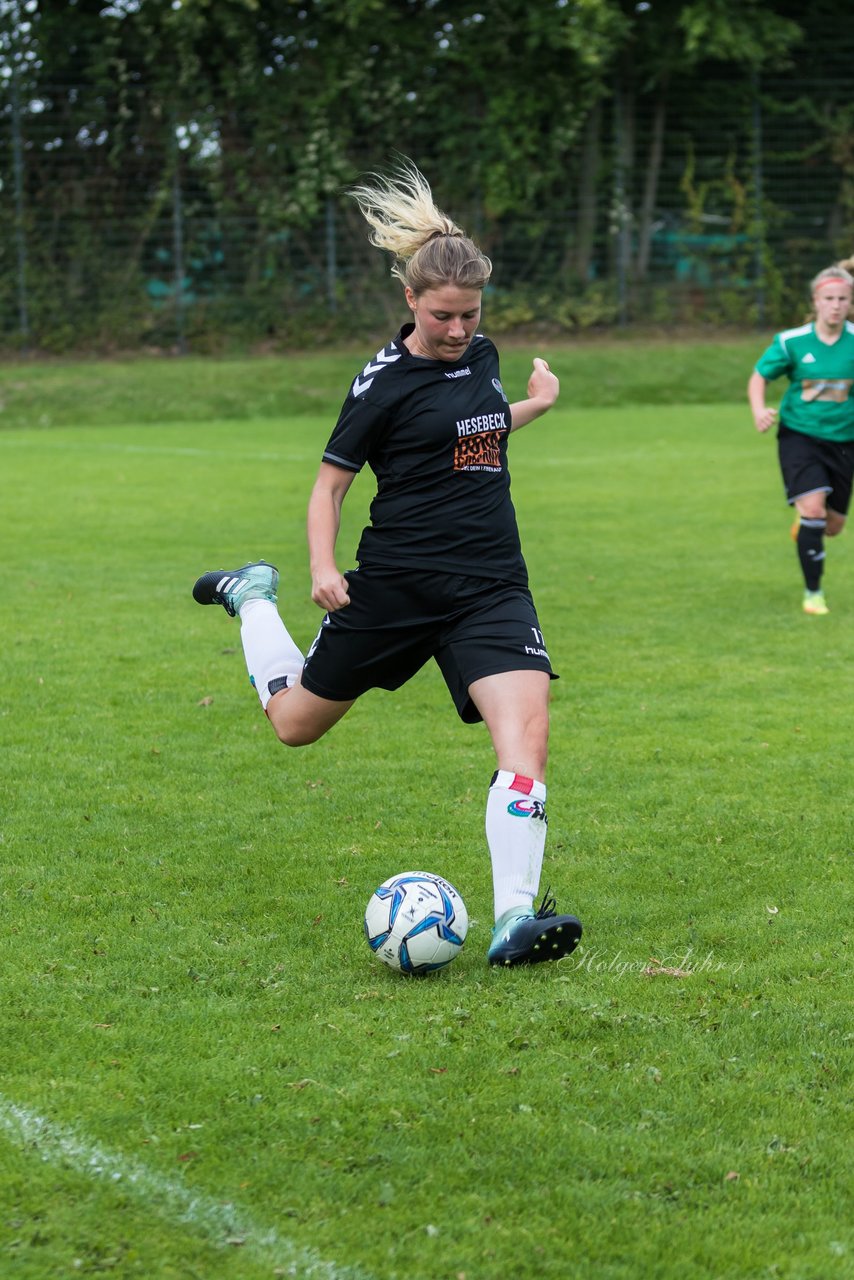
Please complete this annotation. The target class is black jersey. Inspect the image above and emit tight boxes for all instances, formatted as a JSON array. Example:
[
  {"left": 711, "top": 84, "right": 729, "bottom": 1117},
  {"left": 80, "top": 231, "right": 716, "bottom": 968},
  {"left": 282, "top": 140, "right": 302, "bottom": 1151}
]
[{"left": 321, "top": 324, "right": 528, "bottom": 583}]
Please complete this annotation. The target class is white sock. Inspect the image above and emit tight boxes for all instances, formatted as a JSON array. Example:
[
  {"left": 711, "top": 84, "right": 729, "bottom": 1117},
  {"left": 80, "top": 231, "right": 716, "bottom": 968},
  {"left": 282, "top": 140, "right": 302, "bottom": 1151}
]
[
  {"left": 238, "top": 598, "right": 304, "bottom": 709},
  {"left": 486, "top": 770, "right": 548, "bottom": 921}
]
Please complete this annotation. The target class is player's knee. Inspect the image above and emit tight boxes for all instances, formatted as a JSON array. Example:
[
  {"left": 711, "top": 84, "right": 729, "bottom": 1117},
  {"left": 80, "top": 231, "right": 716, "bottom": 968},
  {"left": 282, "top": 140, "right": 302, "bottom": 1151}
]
[
  {"left": 266, "top": 702, "right": 319, "bottom": 747},
  {"left": 797, "top": 502, "right": 826, "bottom": 521},
  {"left": 272, "top": 721, "right": 324, "bottom": 748}
]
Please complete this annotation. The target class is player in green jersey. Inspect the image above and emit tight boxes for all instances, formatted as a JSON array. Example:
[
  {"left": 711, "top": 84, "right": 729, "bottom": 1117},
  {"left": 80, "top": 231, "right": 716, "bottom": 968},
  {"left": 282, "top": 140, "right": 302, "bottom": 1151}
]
[{"left": 748, "top": 264, "right": 854, "bottom": 615}]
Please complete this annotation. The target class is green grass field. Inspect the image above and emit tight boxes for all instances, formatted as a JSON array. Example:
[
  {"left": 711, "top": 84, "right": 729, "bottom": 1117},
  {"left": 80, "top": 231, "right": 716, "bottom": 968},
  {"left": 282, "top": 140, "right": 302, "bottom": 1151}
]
[{"left": 1, "top": 343, "right": 851, "bottom": 1280}]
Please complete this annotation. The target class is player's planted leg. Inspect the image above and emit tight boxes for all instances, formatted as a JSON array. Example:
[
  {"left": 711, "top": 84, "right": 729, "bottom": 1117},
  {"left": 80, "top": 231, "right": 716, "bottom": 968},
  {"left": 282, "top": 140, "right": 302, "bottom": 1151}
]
[
  {"left": 484, "top": 768, "right": 582, "bottom": 966},
  {"left": 795, "top": 514, "right": 832, "bottom": 613}
]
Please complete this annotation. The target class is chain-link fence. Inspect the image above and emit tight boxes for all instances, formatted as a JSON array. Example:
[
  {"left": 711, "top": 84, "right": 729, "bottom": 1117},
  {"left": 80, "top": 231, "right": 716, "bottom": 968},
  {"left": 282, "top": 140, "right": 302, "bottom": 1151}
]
[{"left": 2, "top": 74, "right": 852, "bottom": 353}]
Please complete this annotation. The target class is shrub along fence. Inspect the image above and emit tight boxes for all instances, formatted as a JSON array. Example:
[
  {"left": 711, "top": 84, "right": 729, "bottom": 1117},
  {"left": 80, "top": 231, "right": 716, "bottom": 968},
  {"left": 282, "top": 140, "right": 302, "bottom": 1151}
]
[{"left": 2, "top": 75, "right": 852, "bottom": 353}]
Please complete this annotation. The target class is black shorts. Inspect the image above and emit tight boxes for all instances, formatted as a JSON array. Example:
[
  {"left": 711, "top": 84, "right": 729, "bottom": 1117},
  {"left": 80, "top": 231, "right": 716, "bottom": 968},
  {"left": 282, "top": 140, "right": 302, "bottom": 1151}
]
[
  {"left": 300, "top": 566, "right": 557, "bottom": 724},
  {"left": 777, "top": 422, "right": 854, "bottom": 515}
]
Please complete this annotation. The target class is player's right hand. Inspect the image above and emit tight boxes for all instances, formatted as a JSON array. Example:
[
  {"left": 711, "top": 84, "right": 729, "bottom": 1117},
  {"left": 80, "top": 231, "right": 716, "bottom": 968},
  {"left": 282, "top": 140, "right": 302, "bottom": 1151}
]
[
  {"left": 311, "top": 571, "right": 350, "bottom": 612},
  {"left": 754, "top": 406, "right": 778, "bottom": 433}
]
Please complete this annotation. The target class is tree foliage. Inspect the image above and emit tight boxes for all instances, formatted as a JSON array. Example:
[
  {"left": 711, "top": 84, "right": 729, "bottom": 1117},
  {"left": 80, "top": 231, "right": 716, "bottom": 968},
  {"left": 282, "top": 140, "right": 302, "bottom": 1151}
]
[{"left": 1, "top": 0, "right": 853, "bottom": 348}]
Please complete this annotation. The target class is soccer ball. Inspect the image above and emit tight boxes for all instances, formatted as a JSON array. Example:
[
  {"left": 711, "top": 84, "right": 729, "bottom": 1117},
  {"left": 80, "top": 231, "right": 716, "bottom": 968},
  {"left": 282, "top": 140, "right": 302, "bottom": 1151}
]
[{"left": 364, "top": 872, "right": 468, "bottom": 975}]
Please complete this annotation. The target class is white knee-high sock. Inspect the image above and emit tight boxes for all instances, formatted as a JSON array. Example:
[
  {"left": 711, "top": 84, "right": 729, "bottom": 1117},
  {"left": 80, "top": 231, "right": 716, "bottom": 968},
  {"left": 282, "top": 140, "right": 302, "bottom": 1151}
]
[
  {"left": 486, "top": 769, "right": 548, "bottom": 921},
  {"left": 238, "top": 598, "right": 304, "bottom": 709}
]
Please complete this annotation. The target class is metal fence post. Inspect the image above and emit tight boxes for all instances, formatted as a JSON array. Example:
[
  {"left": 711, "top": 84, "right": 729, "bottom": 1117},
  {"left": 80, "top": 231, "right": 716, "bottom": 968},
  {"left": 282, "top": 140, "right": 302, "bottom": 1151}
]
[
  {"left": 613, "top": 81, "right": 630, "bottom": 328},
  {"left": 172, "top": 122, "right": 187, "bottom": 354},
  {"left": 326, "top": 197, "right": 337, "bottom": 315},
  {"left": 10, "top": 65, "right": 30, "bottom": 351},
  {"left": 751, "top": 71, "right": 765, "bottom": 327}
]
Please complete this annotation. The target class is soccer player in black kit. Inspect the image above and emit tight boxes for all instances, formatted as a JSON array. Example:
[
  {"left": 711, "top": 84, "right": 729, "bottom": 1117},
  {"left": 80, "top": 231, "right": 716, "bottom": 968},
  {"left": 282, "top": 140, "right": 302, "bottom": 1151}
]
[{"left": 193, "top": 160, "right": 582, "bottom": 967}]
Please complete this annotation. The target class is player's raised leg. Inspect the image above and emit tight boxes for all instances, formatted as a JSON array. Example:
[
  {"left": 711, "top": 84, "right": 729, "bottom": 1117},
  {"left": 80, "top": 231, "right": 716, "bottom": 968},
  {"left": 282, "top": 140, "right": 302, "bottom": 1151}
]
[{"left": 193, "top": 560, "right": 353, "bottom": 745}]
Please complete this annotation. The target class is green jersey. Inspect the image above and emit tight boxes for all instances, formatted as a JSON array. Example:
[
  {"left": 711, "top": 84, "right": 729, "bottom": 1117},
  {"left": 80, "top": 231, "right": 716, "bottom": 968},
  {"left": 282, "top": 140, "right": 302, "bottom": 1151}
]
[{"left": 755, "top": 320, "right": 854, "bottom": 442}]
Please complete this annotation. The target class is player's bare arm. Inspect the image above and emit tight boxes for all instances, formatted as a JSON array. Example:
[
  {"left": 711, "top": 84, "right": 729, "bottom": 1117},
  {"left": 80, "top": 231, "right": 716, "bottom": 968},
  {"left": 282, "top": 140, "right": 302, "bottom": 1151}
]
[
  {"left": 307, "top": 461, "right": 357, "bottom": 611},
  {"left": 509, "top": 357, "right": 559, "bottom": 432},
  {"left": 747, "top": 370, "right": 778, "bottom": 433}
]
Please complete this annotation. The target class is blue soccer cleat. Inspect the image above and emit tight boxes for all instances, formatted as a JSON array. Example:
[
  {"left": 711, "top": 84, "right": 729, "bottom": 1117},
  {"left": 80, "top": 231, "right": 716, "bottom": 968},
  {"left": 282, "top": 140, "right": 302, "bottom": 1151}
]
[
  {"left": 488, "top": 890, "right": 582, "bottom": 967},
  {"left": 192, "top": 561, "right": 278, "bottom": 617}
]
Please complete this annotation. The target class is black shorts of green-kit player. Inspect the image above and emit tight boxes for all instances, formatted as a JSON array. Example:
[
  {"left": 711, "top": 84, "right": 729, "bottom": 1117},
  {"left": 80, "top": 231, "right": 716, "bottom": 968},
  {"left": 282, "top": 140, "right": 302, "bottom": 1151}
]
[
  {"left": 777, "top": 422, "right": 854, "bottom": 512},
  {"left": 300, "top": 566, "right": 557, "bottom": 724}
]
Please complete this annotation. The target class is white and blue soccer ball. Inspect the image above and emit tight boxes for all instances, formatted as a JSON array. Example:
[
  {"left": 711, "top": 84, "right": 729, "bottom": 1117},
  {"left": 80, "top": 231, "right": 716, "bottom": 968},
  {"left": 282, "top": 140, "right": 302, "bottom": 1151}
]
[{"left": 364, "top": 872, "right": 468, "bottom": 975}]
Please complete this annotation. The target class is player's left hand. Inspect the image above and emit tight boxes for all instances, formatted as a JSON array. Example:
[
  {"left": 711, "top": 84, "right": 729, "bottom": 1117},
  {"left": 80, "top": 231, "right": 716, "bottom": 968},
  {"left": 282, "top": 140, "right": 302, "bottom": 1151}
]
[{"left": 527, "top": 357, "right": 559, "bottom": 408}]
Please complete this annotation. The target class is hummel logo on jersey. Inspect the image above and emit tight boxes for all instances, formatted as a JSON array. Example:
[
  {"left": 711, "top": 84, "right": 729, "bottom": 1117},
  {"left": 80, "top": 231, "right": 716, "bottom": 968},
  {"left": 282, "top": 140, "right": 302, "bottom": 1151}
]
[
  {"left": 351, "top": 344, "right": 401, "bottom": 397},
  {"left": 445, "top": 366, "right": 471, "bottom": 379},
  {"left": 803, "top": 353, "right": 816, "bottom": 363}
]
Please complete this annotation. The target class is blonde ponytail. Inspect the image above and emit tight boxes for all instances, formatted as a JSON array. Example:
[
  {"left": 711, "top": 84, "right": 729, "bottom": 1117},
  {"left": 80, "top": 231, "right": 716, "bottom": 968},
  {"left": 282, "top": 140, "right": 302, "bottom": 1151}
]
[{"left": 349, "top": 158, "right": 492, "bottom": 295}]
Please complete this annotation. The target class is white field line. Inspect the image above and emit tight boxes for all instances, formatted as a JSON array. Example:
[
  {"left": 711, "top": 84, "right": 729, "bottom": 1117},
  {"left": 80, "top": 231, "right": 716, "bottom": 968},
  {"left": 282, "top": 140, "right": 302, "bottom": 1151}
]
[
  {"left": 0, "top": 435, "right": 596, "bottom": 467},
  {"left": 0, "top": 1095, "right": 374, "bottom": 1280},
  {"left": 0, "top": 438, "right": 310, "bottom": 462}
]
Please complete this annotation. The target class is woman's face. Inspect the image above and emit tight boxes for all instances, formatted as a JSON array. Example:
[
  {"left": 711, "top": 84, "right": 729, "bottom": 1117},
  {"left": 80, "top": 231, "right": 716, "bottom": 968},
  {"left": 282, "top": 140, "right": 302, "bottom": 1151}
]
[
  {"left": 813, "top": 281, "right": 852, "bottom": 330},
  {"left": 405, "top": 284, "right": 482, "bottom": 361}
]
